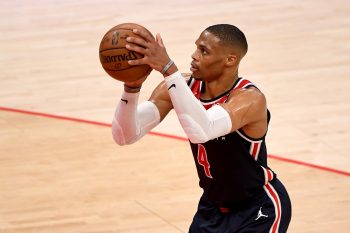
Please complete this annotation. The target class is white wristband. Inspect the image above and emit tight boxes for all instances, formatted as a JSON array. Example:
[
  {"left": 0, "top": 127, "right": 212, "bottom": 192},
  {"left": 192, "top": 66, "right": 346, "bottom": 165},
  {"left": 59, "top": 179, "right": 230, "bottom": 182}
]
[{"left": 161, "top": 60, "right": 174, "bottom": 74}]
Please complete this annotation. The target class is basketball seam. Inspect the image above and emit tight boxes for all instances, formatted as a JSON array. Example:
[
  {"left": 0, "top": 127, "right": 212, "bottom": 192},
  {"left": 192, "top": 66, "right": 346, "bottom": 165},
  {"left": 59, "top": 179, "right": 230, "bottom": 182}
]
[
  {"left": 106, "top": 28, "right": 133, "bottom": 34},
  {"left": 103, "top": 66, "right": 149, "bottom": 72},
  {"left": 99, "top": 48, "right": 135, "bottom": 53}
]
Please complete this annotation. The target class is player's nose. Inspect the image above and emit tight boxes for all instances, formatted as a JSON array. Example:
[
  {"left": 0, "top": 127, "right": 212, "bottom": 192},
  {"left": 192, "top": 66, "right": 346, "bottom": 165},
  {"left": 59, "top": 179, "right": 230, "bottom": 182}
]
[{"left": 191, "top": 49, "right": 200, "bottom": 61}]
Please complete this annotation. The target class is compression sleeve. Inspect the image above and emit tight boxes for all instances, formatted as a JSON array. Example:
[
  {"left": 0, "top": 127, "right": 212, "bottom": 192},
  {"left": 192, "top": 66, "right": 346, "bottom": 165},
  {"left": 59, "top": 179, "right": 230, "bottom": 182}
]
[
  {"left": 164, "top": 71, "right": 232, "bottom": 143},
  {"left": 112, "top": 91, "right": 160, "bottom": 145}
]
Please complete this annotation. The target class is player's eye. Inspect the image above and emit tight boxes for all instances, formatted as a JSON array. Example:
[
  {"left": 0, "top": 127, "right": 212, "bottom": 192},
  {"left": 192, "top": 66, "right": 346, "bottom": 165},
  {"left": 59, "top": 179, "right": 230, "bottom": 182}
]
[{"left": 201, "top": 48, "right": 208, "bottom": 55}]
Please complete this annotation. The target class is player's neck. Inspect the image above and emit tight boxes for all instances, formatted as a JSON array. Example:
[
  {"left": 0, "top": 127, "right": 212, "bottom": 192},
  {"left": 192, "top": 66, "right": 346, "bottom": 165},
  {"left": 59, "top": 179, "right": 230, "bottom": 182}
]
[{"left": 201, "top": 71, "right": 239, "bottom": 100}]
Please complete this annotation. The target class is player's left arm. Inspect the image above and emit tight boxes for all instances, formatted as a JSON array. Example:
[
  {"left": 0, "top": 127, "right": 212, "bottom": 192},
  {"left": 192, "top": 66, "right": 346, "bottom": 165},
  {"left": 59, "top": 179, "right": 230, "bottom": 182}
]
[{"left": 220, "top": 88, "right": 268, "bottom": 139}]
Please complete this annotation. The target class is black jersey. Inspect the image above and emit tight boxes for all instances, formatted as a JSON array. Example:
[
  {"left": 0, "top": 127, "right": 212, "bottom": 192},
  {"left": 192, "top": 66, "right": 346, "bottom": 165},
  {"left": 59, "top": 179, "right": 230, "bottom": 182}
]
[{"left": 187, "top": 77, "right": 275, "bottom": 209}]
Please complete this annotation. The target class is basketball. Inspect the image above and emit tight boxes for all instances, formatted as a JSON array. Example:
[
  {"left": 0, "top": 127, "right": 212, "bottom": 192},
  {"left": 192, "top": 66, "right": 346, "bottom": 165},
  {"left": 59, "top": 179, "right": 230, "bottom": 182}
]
[{"left": 99, "top": 23, "right": 154, "bottom": 82}]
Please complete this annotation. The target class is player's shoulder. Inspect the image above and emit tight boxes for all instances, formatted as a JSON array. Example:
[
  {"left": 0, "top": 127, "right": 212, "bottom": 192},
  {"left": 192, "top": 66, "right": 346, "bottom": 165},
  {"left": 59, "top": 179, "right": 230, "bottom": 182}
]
[{"left": 229, "top": 86, "right": 266, "bottom": 103}]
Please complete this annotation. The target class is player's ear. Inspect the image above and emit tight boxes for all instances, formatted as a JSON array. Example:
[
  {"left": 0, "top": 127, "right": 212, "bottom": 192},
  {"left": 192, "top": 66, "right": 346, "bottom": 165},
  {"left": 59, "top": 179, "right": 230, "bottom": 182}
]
[{"left": 226, "top": 54, "right": 238, "bottom": 66}]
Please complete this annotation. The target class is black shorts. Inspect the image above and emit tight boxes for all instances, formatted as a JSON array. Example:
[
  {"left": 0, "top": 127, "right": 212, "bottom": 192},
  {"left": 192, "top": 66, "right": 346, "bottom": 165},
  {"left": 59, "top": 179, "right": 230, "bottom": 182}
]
[{"left": 189, "top": 178, "right": 292, "bottom": 233}]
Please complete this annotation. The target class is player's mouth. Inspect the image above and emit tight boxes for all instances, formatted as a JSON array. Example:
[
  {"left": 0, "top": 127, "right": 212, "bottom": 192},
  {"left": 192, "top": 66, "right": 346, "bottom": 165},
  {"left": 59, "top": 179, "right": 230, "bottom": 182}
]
[{"left": 190, "top": 62, "right": 199, "bottom": 72}]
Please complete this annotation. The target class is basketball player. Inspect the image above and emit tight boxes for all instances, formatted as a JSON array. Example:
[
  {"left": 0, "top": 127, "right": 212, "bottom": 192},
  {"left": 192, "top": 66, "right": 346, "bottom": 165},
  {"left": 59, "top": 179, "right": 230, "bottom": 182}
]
[{"left": 112, "top": 24, "right": 292, "bottom": 232}]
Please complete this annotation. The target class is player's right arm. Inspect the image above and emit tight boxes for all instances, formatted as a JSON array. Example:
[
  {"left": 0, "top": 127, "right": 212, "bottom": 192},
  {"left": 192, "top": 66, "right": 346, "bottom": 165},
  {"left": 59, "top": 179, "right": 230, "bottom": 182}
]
[
  {"left": 148, "top": 80, "right": 173, "bottom": 121},
  {"left": 112, "top": 80, "right": 173, "bottom": 146}
]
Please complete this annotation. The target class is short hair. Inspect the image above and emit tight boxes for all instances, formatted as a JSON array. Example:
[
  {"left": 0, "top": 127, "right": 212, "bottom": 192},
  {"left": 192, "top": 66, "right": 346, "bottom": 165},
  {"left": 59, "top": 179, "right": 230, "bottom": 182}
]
[{"left": 205, "top": 24, "right": 248, "bottom": 57}]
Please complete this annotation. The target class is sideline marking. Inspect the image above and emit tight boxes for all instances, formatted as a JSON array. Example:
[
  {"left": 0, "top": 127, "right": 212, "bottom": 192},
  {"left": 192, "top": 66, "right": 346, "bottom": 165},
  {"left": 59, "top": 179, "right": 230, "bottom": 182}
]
[{"left": 1, "top": 106, "right": 349, "bottom": 177}]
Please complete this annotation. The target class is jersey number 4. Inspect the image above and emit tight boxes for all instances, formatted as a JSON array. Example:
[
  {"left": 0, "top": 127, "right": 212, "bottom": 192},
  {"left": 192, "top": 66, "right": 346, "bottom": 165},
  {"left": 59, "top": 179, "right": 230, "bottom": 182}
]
[{"left": 197, "top": 144, "right": 213, "bottom": 179}]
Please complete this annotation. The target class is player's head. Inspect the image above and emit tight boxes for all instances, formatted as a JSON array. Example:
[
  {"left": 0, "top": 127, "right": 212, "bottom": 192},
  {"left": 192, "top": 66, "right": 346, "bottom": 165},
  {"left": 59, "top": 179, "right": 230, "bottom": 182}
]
[
  {"left": 205, "top": 24, "right": 248, "bottom": 59},
  {"left": 191, "top": 24, "right": 248, "bottom": 81}
]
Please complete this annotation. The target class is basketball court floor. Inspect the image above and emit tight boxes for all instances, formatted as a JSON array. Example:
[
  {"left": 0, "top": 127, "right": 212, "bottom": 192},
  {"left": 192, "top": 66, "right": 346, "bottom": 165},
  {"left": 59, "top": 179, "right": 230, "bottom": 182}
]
[{"left": 1, "top": 0, "right": 349, "bottom": 232}]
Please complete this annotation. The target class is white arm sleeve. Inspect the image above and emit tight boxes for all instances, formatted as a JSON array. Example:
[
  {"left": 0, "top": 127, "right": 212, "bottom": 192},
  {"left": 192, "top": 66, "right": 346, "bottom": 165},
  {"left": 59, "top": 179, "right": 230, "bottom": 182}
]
[
  {"left": 112, "top": 91, "right": 160, "bottom": 145},
  {"left": 164, "top": 71, "right": 232, "bottom": 144}
]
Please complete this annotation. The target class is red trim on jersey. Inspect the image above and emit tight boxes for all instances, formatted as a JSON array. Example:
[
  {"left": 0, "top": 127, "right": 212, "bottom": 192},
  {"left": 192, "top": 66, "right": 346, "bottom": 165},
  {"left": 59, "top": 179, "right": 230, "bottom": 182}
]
[
  {"left": 267, "top": 169, "right": 273, "bottom": 181},
  {"left": 190, "top": 78, "right": 255, "bottom": 110},
  {"left": 261, "top": 166, "right": 274, "bottom": 184},
  {"left": 190, "top": 80, "right": 201, "bottom": 99},
  {"left": 250, "top": 141, "right": 262, "bottom": 160},
  {"left": 235, "top": 79, "right": 252, "bottom": 89},
  {"left": 202, "top": 96, "right": 229, "bottom": 110},
  {"left": 203, "top": 103, "right": 213, "bottom": 110},
  {"left": 264, "top": 183, "right": 282, "bottom": 233}
]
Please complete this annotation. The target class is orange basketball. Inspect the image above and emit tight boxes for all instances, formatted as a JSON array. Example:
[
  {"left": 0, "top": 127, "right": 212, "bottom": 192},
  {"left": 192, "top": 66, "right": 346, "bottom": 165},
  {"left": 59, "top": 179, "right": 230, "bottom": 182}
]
[{"left": 99, "top": 23, "right": 154, "bottom": 82}]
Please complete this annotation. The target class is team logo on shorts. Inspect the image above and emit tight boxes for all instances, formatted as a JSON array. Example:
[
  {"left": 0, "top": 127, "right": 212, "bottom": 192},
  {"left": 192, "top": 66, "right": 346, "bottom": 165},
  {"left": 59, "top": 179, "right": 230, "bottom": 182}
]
[{"left": 255, "top": 207, "right": 269, "bottom": 220}]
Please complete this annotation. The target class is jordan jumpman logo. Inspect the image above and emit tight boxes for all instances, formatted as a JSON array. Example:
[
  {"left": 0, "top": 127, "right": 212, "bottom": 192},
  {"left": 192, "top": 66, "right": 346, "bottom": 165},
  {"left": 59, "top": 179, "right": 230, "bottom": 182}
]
[{"left": 255, "top": 207, "right": 269, "bottom": 220}]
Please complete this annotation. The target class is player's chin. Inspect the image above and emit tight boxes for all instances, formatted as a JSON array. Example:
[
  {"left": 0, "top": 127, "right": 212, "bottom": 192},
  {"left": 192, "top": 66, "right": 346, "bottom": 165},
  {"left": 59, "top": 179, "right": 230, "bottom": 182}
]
[
  {"left": 191, "top": 70, "right": 201, "bottom": 80},
  {"left": 192, "top": 75, "right": 203, "bottom": 81}
]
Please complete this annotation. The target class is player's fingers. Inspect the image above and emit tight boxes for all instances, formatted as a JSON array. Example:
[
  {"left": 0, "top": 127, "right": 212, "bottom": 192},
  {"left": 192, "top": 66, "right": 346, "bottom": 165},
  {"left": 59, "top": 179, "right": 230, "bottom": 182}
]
[
  {"left": 126, "top": 36, "right": 148, "bottom": 48},
  {"left": 125, "top": 43, "right": 147, "bottom": 55},
  {"left": 127, "top": 57, "right": 147, "bottom": 66},
  {"left": 156, "top": 33, "right": 164, "bottom": 47},
  {"left": 132, "top": 28, "right": 153, "bottom": 42}
]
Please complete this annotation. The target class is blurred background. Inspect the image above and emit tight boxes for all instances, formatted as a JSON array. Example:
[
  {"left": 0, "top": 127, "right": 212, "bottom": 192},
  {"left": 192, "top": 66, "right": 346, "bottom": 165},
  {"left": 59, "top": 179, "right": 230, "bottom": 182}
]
[{"left": 1, "top": 0, "right": 349, "bottom": 232}]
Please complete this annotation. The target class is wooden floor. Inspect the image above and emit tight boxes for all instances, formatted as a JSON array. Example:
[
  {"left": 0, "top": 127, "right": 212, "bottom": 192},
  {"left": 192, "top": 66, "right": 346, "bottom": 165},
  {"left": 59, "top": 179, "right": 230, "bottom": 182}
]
[{"left": 0, "top": 0, "right": 349, "bottom": 232}]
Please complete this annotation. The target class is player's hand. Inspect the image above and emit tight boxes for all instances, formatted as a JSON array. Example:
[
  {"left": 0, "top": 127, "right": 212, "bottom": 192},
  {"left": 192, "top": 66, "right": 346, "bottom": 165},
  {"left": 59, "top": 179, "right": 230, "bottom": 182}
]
[{"left": 125, "top": 29, "right": 172, "bottom": 73}]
